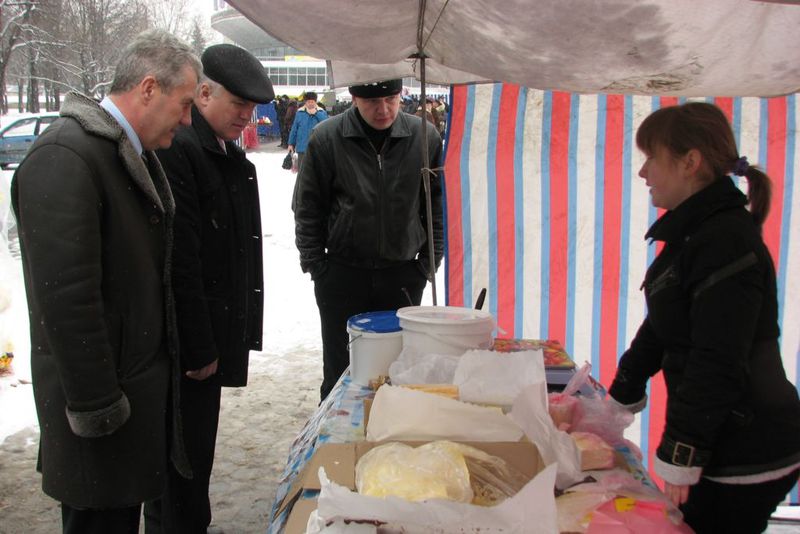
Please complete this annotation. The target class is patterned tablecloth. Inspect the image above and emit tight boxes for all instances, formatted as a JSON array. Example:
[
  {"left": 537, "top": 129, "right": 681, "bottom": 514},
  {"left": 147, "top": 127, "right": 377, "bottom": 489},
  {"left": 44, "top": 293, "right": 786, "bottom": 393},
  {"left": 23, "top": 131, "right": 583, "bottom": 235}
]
[{"left": 267, "top": 375, "right": 373, "bottom": 533}]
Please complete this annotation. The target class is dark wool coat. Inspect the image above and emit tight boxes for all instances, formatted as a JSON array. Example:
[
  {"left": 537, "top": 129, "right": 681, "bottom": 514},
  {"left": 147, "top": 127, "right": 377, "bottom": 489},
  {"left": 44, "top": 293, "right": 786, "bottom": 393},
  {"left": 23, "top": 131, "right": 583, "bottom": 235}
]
[
  {"left": 11, "top": 92, "right": 189, "bottom": 508},
  {"left": 610, "top": 177, "right": 800, "bottom": 478},
  {"left": 156, "top": 107, "right": 263, "bottom": 387}
]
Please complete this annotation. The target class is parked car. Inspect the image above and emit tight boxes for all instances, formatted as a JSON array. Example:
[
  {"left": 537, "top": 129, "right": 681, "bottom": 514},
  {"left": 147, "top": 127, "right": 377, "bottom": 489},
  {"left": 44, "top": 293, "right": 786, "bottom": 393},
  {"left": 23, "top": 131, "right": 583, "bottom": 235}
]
[{"left": 0, "top": 113, "right": 59, "bottom": 169}]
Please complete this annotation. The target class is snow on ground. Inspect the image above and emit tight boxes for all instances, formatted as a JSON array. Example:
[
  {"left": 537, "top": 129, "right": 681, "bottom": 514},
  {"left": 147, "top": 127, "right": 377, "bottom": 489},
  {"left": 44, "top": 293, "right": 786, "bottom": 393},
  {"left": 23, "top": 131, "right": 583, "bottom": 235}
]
[{"left": 0, "top": 143, "right": 440, "bottom": 444}]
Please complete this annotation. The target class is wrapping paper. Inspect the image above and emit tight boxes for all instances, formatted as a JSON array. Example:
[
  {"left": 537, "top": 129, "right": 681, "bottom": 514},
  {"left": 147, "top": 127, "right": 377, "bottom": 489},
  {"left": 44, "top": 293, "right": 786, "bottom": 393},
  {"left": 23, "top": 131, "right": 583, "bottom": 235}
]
[
  {"left": 308, "top": 464, "right": 559, "bottom": 533},
  {"left": 366, "top": 385, "right": 523, "bottom": 442},
  {"left": 509, "top": 382, "right": 585, "bottom": 489}
]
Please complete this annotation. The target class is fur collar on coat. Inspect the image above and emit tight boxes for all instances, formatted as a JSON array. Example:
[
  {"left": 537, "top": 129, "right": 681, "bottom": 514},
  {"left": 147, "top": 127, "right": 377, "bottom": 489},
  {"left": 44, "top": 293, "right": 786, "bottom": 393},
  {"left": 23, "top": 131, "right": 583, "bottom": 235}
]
[{"left": 60, "top": 91, "right": 175, "bottom": 218}]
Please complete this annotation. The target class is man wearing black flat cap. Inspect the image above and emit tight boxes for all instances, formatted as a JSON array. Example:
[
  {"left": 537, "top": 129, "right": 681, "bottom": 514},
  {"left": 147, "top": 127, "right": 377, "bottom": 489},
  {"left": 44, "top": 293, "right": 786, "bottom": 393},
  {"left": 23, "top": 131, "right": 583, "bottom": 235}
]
[
  {"left": 145, "top": 44, "right": 274, "bottom": 534},
  {"left": 294, "top": 79, "right": 444, "bottom": 400}
]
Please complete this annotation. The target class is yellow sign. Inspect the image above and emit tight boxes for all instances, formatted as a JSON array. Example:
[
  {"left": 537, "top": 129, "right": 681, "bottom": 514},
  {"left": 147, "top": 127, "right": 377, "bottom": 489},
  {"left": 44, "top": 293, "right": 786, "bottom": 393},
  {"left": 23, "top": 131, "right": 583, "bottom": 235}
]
[{"left": 284, "top": 55, "right": 320, "bottom": 62}]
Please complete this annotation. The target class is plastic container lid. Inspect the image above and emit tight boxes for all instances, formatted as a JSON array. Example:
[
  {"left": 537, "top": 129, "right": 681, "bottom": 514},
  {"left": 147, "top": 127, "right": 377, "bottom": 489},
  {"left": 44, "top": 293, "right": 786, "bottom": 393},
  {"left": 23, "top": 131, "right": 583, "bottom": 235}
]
[
  {"left": 347, "top": 310, "right": 401, "bottom": 334},
  {"left": 396, "top": 305, "right": 493, "bottom": 325}
]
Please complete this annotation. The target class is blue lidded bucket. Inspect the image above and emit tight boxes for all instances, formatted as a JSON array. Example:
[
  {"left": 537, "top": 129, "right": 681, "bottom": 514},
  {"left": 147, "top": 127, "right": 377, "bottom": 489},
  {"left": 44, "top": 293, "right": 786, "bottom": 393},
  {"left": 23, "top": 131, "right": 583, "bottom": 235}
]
[
  {"left": 347, "top": 310, "right": 402, "bottom": 334},
  {"left": 347, "top": 311, "right": 403, "bottom": 385}
]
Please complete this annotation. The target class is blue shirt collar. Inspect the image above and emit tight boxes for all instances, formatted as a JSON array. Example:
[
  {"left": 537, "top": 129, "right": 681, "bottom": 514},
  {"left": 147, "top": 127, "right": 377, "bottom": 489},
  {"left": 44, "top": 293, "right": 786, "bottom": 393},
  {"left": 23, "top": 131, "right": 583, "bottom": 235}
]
[{"left": 99, "top": 96, "right": 143, "bottom": 155}]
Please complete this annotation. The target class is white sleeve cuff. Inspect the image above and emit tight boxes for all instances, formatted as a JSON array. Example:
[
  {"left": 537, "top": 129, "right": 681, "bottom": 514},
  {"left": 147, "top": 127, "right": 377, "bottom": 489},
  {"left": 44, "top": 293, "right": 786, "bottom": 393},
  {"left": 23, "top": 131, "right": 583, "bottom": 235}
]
[{"left": 654, "top": 455, "right": 703, "bottom": 486}]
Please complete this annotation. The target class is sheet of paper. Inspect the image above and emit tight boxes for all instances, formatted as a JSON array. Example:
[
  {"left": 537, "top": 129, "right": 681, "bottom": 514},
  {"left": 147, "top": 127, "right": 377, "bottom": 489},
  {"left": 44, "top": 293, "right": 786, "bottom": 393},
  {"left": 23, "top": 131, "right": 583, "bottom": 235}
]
[
  {"left": 366, "top": 385, "right": 523, "bottom": 442},
  {"left": 509, "top": 382, "right": 584, "bottom": 489}
]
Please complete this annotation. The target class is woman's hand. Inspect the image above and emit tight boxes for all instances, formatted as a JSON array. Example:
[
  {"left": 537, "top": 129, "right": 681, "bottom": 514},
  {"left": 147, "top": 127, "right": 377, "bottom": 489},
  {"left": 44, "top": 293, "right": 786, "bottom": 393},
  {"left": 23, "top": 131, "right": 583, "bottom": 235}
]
[{"left": 664, "top": 481, "right": 690, "bottom": 506}]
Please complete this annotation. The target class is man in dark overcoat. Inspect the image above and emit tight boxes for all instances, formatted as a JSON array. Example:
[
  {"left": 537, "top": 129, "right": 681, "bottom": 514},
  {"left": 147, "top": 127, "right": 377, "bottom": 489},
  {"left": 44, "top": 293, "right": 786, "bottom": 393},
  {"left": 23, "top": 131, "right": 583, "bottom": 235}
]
[
  {"left": 145, "top": 44, "right": 274, "bottom": 533},
  {"left": 11, "top": 30, "right": 200, "bottom": 534}
]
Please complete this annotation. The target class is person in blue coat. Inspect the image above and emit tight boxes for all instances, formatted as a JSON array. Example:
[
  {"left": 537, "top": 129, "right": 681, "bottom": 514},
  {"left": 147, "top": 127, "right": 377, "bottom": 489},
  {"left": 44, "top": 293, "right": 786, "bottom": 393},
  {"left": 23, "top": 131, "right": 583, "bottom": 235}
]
[{"left": 288, "top": 91, "right": 328, "bottom": 171}]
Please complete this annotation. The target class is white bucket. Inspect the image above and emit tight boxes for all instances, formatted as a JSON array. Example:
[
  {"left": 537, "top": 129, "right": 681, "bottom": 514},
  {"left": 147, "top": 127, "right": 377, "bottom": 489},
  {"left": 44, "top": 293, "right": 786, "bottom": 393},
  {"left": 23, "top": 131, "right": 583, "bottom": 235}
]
[
  {"left": 396, "top": 306, "right": 495, "bottom": 356},
  {"left": 347, "top": 311, "right": 403, "bottom": 386}
]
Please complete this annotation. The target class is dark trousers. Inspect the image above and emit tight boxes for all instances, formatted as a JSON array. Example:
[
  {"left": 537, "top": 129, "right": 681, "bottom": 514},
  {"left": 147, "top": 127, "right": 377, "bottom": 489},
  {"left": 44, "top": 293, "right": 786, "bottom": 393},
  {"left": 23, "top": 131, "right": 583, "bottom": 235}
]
[
  {"left": 144, "top": 378, "right": 222, "bottom": 534},
  {"left": 314, "top": 260, "right": 427, "bottom": 400},
  {"left": 280, "top": 124, "right": 290, "bottom": 147},
  {"left": 680, "top": 468, "right": 800, "bottom": 533},
  {"left": 62, "top": 503, "right": 141, "bottom": 534}
]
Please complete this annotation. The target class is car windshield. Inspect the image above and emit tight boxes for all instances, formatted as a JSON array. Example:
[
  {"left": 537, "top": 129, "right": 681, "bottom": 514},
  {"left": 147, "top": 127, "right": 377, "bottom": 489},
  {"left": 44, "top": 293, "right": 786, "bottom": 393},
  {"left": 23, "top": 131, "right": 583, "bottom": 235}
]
[
  {"left": 3, "top": 118, "right": 37, "bottom": 137},
  {"left": 39, "top": 116, "right": 57, "bottom": 130}
]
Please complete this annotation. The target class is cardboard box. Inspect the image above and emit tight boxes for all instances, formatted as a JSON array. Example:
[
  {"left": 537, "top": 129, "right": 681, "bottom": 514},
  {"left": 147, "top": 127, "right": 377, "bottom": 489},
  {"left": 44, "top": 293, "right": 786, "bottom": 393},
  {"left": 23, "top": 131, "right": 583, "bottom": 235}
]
[{"left": 278, "top": 440, "right": 545, "bottom": 534}]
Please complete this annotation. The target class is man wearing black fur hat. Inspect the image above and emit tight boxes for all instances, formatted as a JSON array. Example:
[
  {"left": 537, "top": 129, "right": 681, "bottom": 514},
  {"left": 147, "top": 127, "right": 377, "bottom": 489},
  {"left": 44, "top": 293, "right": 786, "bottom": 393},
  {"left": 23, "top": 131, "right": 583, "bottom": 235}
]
[
  {"left": 144, "top": 44, "right": 274, "bottom": 533},
  {"left": 294, "top": 79, "right": 444, "bottom": 400}
]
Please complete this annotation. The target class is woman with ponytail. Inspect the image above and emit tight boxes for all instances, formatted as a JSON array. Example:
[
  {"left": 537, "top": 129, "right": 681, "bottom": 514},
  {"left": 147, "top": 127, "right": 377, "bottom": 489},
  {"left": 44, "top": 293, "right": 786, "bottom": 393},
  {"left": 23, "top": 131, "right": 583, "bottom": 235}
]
[{"left": 608, "top": 102, "right": 800, "bottom": 533}]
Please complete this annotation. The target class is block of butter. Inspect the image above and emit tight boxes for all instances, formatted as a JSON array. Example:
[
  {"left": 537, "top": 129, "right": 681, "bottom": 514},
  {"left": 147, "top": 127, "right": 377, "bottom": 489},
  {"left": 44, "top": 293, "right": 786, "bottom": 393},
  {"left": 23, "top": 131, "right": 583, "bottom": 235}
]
[{"left": 398, "top": 384, "right": 460, "bottom": 399}]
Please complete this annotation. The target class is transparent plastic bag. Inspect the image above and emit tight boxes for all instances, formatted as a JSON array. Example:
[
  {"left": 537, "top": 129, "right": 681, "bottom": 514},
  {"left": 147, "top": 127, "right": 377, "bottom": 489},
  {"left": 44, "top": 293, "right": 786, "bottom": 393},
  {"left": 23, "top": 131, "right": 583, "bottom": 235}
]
[
  {"left": 558, "top": 471, "right": 691, "bottom": 533},
  {"left": 354, "top": 441, "right": 531, "bottom": 507},
  {"left": 355, "top": 441, "right": 473, "bottom": 503},
  {"left": 551, "top": 363, "right": 635, "bottom": 449}
]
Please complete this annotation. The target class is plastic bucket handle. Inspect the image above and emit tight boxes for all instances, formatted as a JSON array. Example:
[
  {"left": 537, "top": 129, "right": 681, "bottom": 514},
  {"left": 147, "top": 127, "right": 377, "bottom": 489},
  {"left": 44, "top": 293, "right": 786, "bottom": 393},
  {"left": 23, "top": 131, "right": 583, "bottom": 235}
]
[{"left": 408, "top": 329, "right": 493, "bottom": 350}]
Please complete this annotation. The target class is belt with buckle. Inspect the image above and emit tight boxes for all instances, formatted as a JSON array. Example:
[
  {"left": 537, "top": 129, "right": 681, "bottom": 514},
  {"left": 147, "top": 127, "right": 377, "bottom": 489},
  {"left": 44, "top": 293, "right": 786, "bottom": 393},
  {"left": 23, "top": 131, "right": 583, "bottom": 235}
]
[{"left": 661, "top": 436, "right": 711, "bottom": 467}]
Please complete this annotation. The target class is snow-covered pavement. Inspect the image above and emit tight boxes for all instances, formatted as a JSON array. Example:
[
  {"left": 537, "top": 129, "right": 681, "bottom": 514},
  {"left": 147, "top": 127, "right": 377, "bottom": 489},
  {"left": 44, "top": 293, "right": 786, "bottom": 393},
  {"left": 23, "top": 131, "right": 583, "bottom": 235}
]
[{"left": 0, "top": 140, "right": 440, "bottom": 533}]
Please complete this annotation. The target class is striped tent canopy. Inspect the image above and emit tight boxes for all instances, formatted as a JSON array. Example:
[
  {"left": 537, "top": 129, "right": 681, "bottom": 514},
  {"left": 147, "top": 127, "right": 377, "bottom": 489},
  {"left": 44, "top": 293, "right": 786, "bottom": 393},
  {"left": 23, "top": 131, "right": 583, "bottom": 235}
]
[{"left": 443, "top": 83, "right": 799, "bottom": 498}]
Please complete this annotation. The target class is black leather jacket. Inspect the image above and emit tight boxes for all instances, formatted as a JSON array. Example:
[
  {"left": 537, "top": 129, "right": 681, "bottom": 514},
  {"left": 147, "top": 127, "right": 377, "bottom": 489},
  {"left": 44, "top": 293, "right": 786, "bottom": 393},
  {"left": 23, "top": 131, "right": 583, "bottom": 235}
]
[
  {"left": 610, "top": 177, "right": 800, "bottom": 477},
  {"left": 293, "top": 106, "right": 443, "bottom": 278}
]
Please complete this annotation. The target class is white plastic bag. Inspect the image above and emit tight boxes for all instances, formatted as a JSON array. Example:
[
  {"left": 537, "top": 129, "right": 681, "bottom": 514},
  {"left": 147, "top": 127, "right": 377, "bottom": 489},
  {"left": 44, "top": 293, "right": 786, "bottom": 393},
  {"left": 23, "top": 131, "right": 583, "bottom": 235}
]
[
  {"left": 366, "top": 385, "right": 523, "bottom": 442},
  {"left": 453, "top": 349, "right": 545, "bottom": 406},
  {"left": 388, "top": 345, "right": 461, "bottom": 385}
]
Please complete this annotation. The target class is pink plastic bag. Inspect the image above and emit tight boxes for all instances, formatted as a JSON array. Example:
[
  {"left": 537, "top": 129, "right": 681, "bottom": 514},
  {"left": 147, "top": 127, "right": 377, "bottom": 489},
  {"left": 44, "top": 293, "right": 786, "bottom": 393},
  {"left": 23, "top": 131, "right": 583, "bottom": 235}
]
[
  {"left": 559, "top": 363, "right": 637, "bottom": 451},
  {"left": 548, "top": 393, "right": 579, "bottom": 431},
  {"left": 547, "top": 361, "right": 593, "bottom": 431},
  {"left": 560, "top": 472, "right": 691, "bottom": 534},
  {"left": 587, "top": 498, "right": 694, "bottom": 534}
]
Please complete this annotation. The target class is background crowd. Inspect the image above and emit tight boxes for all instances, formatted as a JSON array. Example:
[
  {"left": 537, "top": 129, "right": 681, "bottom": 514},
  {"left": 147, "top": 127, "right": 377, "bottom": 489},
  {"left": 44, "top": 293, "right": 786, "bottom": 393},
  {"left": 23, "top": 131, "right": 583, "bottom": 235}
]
[{"left": 271, "top": 91, "right": 449, "bottom": 150}]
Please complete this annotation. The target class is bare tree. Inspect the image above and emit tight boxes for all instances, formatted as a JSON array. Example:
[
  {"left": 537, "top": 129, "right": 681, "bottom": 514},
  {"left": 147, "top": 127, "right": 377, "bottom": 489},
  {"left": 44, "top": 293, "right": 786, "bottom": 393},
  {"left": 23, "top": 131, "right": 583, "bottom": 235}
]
[
  {"left": 0, "top": 0, "right": 35, "bottom": 113},
  {"left": 142, "top": 0, "right": 189, "bottom": 36},
  {"left": 144, "top": 0, "right": 211, "bottom": 54},
  {"left": 66, "top": 0, "right": 149, "bottom": 97},
  {"left": 189, "top": 15, "right": 206, "bottom": 57},
  {"left": 4, "top": 0, "right": 214, "bottom": 112},
  {"left": 8, "top": 0, "right": 149, "bottom": 108}
]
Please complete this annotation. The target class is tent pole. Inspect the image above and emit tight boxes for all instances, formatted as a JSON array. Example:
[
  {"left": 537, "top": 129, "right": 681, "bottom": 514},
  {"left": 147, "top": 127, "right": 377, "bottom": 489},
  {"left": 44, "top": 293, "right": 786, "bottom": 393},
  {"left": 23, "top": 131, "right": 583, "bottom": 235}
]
[
  {"left": 419, "top": 55, "right": 438, "bottom": 306},
  {"left": 417, "top": 0, "right": 437, "bottom": 305}
]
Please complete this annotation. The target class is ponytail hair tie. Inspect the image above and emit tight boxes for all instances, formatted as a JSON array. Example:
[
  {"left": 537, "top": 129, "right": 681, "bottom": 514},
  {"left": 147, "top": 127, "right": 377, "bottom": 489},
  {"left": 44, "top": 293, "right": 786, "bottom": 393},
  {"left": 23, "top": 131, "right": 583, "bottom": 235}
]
[{"left": 733, "top": 156, "right": 750, "bottom": 176}]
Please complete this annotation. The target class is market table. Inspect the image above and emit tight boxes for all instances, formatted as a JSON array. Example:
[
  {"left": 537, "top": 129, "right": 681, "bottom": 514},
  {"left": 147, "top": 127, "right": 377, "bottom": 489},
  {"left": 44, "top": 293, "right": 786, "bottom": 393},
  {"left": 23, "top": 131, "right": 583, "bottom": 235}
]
[
  {"left": 266, "top": 351, "right": 652, "bottom": 533},
  {"left": 267, "top": 374, "right": 372, "bottom": 533}
]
